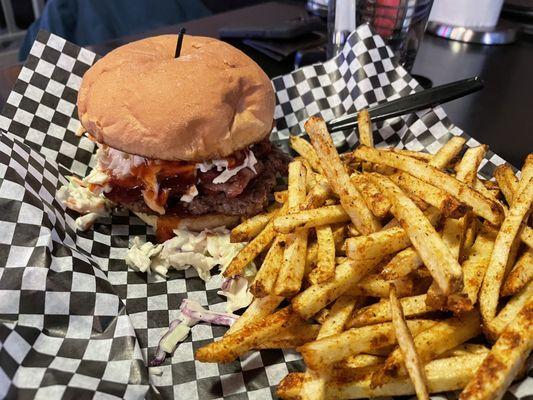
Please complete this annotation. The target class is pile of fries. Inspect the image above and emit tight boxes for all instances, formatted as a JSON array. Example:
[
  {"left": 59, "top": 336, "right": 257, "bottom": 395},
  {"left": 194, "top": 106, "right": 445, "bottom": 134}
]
[{"left": 195, "top": 111, "right": 533, "bottom": 400}]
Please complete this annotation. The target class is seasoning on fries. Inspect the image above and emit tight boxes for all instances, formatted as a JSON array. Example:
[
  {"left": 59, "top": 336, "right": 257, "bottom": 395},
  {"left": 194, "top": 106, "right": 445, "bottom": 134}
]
[{"left": 192, "top": 113, "right": 532, "bottom": 400}]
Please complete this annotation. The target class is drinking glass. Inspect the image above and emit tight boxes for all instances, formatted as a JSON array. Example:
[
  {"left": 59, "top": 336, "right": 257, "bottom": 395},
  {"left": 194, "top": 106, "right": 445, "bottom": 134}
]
[{"left": 328, "top": 0, "right": 434, "bottom": 71}]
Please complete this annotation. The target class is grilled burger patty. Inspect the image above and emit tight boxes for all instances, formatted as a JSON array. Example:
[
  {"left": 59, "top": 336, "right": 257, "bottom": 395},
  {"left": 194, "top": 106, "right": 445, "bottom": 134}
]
[{"left": 104, "top": 140, "right": 289, "bottom": 217}]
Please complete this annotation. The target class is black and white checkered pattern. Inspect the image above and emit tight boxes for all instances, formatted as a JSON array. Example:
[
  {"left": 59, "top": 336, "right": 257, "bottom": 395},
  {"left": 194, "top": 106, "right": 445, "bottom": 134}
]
[{"left": 0, "top": 27, "right": 530, "bottom": 399}]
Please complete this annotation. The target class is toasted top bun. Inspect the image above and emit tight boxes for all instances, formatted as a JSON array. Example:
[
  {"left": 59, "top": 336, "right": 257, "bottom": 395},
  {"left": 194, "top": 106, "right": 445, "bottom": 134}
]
[{"left": 77, "top": 35, "right": 275, "bottom": 162}]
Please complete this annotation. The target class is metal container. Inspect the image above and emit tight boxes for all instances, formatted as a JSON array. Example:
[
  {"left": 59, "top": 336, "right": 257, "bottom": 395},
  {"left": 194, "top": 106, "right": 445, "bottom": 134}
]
[{"left": 357, "top": 0, "right": 434, "bottom": 70}]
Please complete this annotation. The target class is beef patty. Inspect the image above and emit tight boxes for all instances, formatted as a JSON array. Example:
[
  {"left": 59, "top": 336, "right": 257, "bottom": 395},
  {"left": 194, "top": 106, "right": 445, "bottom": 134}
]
[{"left": 112, "top": 142, "right": 289, "bottom": 217}]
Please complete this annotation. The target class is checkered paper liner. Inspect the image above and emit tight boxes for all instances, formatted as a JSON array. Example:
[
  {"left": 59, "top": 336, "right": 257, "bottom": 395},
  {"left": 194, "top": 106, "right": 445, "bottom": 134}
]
[{"left": 0, "top": 26, "right": 530, "bottom": 399}]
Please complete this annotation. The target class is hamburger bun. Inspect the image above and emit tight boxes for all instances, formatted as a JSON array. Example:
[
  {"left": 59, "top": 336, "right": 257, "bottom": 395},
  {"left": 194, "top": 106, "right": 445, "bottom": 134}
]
[{"left": 78, "top": 35, "right": 275, "bottom": 162}]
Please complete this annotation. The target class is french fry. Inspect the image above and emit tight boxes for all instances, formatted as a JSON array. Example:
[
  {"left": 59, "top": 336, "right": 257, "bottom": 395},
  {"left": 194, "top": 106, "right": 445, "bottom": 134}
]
[
  {"left": 423, "top": 147, "right": 489, "bottom": 311},
  {"left": 201, "top": 131, "right": 533, "bottom": 400},
  {"left": 482, "top": 179, "right": 500, "bottom": 191},
  {"left": 346, "top": 223, "right": 360, "bottom": 237},
  {"left": 250, "top": 236, "right": 285, "bottom": 297},
  {"left": 392, "top": 148, "right": 433, "bottom": 162},
  {"left": 357, "top": 109, "right": 373, "bottom": 148},
  {"left": 314, "top": 308, "right": 330, "bottom": 324},
  {"left": 319, "top": 295, "right": 359, "bottom": 339},
  {"left": 459, "top": 297, "right": 533, "bottom": 400},
  {"left": 228, "top": 294, "right": 284, "bottom": 334},
  {"left": 230, "top": 209, "right": 277, "bottom": 243},
  {"left": 440, "top": 343, "right": 490, "bottom": 358},
  {"left": 305, "top": 117, "right": 381, "bottom": 234},
  {"left": 371, "top": 310, "right": 481, "bottom": 387},
  {"left": 292, "top": 259, "right": 380, "bottom": 319},
  {"left": 274, "top": 205, "right": 350, "bottom": 233},
  {"left": 356, "top": 274, "right": 415, "bottom": 298},
  {"left": 276, "top": 161, "right": 309, "bottom": 297},
  {"left": 494, "top": 164, "right": 518, "bottom": 205},
  {"left": 278, "top": 354, "right": 487, "bottom": 400},
  {"left": 389, "top": 284, "right": 430, "bottom": 400},
  {"left": 275, "top": 228, "right": 309, "bottom": 296},
  {"left": 224, "top": 202, "right": 288, "bottom": 277},
  {"left": 332, "top": 224, "right": 347, "bottom": 252},
  {"left": 461, "top": 218, "right": 479, "bottom": 261},
  {"left": 488, "top": 280, "right": 533, "bottom": 339},
  {"left": 441, "top": 217, "right": 468, "bottom": 260},
  {"left": 278, "top": 373, "right": 309, "bottom": 400},
  {"left": 290, "top": 135, "right": 325, "bottom": 174},
  {"left": 424, "top": 282, "right": 450, "bottom": 312},
  {"left": 308, "top": 225, "right": 336, "bottom": 284},
  {"left": 335, "top": 256, "right": 347, "bottom": 264},
  {"left": 357, "top": 109, "right": 374, "bottom": 172},
  {"left": 348, "top": 295, "right": 434, "bottom": 327},
  {"left": 480, "top": 172, "right": 533, "bottom": 324},
  {"left": 501, "top": 249, "right": 533, "bottom": 297},
  {"left": 379, "top": 247, "right": 422, "bottom": 280},
  {"left": 337, "top": 354, "right": 384, "bottom": 370},
  {"left": 345, "top": 226, "right": 412, "bottom": 262},
  {"left": 351, "top": 173, "right": 392, "bottom": 218},
  {"left": 287, "top": 160, "right": 307, "bottom": 210},
  {"left": 258, "top": 323, "right": 321, "bottom": 349},
  {"left": 474, "top": 179, "right": 500, "bottom": 200},
  {"left": 298, "top": 319, "right": 436, "bottom": 370},
  {"left": 345, "top": 207, "right": 439, "bottom": 262},
  {"left": 389, "top": 172, "right": 470, "bottom": 219},
  {"left": 454, "top": 145, "right": 487, "bottom": 184},
  {"left": 442, "top": 146, "right": 486, "bottom": 259},
  {"left": 195, "top": 307, "right": 296, "bottom": 363},
  {"left": 354, "top": 146, "right": 504, "bottom": 225},
  {"left": 494, "top": 162, "right": 533, "bottom": 249},
  {"left": 460, "top": 227, "right": 496, "bottom": 306},
  {"left": 301, "top": 176, "right": 333, "bottom": 211},
  {"left": 300, "top": 296, "right": 359, "bottom": 400},
  {"left": 428, "top": 136, "right": 466, "bottom": 170},
  {"left": 521, "top": 227, "right": 533, "bottom": 249},
  {"left": 305, "top": 240, "right": 318, "bottom": 276},
  {"left": 369, "top": 174, "right": 464, "bottom": 295}
]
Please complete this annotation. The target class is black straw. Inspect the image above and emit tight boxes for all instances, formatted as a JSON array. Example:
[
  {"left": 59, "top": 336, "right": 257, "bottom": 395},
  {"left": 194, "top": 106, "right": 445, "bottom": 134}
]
[{"left": 175, "top": 28, "right": 186, "bottom": 58}]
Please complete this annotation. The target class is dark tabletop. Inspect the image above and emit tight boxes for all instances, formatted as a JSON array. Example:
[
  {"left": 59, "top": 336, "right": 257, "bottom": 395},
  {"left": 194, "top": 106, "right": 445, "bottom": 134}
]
[{"left": 1, "top": 1, "right": 531, "bottom": 167}]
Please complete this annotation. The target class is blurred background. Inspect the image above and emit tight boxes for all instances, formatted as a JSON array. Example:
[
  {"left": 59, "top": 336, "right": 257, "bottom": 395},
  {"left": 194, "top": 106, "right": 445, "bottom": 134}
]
[
  {"left": 0, "top": 0, "right": 306, "bottom": 67},
  {"left": 1, "top": 0, "right": 531, "bottom": 67}
]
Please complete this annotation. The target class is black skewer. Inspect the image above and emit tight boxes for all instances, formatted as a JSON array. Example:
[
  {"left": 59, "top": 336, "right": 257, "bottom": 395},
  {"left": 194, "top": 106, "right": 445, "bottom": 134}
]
[
  {"left": 326, "top": 76, "right": 484, "bottom": 132},
  {"left": 175, "top": 28, "right": 186, "bottom": 58}
]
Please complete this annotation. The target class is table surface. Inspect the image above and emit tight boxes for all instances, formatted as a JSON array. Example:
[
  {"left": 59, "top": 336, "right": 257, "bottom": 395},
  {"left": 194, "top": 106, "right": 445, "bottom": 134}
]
[{"left": 0, "top": 1, "right": 530, "bottom": 167}]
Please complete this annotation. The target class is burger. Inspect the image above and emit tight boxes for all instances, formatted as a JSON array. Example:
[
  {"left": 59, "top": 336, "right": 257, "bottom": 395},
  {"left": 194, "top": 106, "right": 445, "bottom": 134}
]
[{"left": 63, "top": 34, "right": 289, "bottom": 241}]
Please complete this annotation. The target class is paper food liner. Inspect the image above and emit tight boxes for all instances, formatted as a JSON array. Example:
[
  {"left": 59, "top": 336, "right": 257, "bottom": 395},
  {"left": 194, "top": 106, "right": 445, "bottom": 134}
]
[{"left": 0, "top": 25, "right": 530, "bottom": 399}]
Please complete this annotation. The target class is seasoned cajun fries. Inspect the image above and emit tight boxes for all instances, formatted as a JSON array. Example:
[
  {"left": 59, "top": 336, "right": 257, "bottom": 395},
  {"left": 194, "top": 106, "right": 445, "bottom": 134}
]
[
  {"left": 389, "top": 284, "right": 430, "bottom": 400},
  {"left": 305, "top": 117, "right": 381, "bottom": 234},
  {"left": 275, "top": 160, "right": 309, "bottom": 297},
  {"left": 353, "top": 146, "right": 505, "bottom": 225},
  {"left": 195, "top": 113, "right": 533, "bottom": 400}
]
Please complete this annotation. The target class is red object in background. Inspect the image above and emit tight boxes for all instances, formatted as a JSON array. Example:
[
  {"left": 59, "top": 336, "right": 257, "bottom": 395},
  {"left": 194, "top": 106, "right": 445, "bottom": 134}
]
[{"left": 373, "top": 0, "right": 401, "bottom": 38}]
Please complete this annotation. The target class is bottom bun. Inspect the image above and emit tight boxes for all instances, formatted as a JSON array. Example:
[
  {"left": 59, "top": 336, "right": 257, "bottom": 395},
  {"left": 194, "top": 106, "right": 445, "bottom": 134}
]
[{"left": 134, "top": 212, "right": 240, "bottom": 242}]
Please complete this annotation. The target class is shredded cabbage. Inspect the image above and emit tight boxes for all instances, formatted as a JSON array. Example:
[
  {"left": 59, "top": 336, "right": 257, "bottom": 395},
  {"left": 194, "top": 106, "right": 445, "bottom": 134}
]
[
  {"left": 218, "top": 275, "right": 254, "bottom": 313},
  {"left": 125, "top": 237, "right": 163, "bottom": 274},
  {"left": 57, "top": 175, "right": 112, "bottom": 230},
  {"left": 196, "top": 149, "right": 258, "bottom": 184},
  {"left": 99, "top": 146, "right": 146, "bottom": 178},
  {"left": 125, "top": 228, "right": 246, "bottom": 281},
  {"left": 126, "top": 228, "right": 256, "bottom": 312}
]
